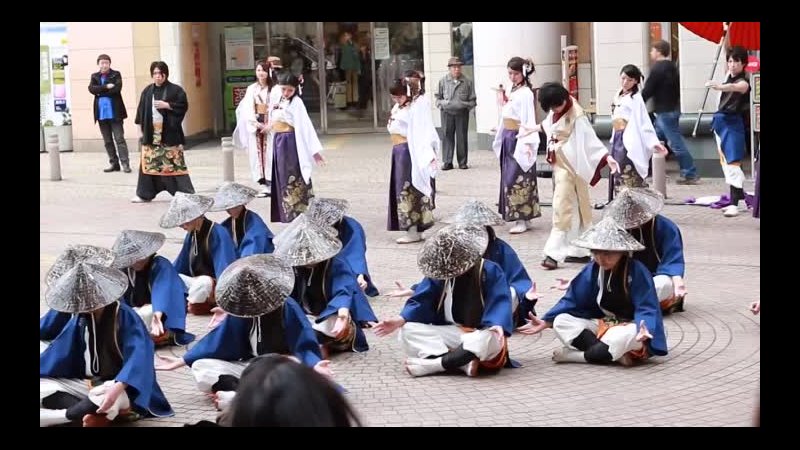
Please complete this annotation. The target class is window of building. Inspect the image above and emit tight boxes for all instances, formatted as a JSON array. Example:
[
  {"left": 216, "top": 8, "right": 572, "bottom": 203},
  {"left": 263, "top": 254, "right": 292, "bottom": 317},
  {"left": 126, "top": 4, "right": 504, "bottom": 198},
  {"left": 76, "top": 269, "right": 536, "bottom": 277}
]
[{"left": 451, "top": 22, "right": 473, "bottom": 65}]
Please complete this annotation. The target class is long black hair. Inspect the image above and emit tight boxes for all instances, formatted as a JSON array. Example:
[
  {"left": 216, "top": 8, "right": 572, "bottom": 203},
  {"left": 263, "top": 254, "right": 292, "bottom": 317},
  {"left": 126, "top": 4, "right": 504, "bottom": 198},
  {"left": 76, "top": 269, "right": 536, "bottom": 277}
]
[
  {"left": 276, "top": 70, "right": 303, "bottom": 100},
  {"left": 619, "top": 64, "right": 643, "bottom": 96},
  {"left": 507, "top": 56, "right": 535, "bottom": 89},
  {"left": 225, "top": 354, "right": 363, "bottom": 427}
]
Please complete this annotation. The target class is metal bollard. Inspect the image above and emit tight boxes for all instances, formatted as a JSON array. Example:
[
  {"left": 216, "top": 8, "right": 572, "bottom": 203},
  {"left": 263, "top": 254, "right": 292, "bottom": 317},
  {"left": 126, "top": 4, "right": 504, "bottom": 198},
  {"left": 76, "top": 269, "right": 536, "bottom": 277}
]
[
  {"left": 652, "top": 152, "right": 667, "bottom": 198},
  {"left": 46, "top": 134, "right": 62, "bottom": 181},
  {"left": 221, "top": 137, "right": 234, "bottom": 182}
]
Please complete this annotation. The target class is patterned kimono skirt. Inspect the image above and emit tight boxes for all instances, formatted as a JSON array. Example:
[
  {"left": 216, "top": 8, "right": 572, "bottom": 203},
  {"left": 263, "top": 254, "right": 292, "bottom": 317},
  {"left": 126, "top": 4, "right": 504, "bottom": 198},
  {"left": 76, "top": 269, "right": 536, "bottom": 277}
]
[
  {"left": 387, "top": 142, "right": 435, "bottom": 232},
  {"left": 270, "top": 131, "right": 314, "bottom": 223},
  {"left": 136, "top": 141, "right": 195, "bottom": 201},
  {"left": 610, "top": 125, "right": 648, "bottom": 194},
  {"left": 498, "top": 128, "right": 540, "bottom": 222}
]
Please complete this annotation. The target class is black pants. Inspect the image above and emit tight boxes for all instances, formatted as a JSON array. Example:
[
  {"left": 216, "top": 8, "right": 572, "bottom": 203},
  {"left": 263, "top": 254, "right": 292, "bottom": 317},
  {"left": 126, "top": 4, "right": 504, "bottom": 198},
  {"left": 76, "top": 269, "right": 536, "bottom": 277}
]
[
  {"left": 98, "top": 119, "right": 129, "bottom": 166},
  {"left": 441, "top": 110, "right": 470, "bottom": 167}
]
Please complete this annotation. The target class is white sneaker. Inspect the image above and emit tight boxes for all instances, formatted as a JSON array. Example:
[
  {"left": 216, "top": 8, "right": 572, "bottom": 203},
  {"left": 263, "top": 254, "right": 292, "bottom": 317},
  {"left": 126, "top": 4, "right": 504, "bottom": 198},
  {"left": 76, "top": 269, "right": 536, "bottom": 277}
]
[
  {"left": 396, "top": 227, "right": 423, "bottom": 244},
  {"left": 722, "top": 205, "right": 740, "bottom": 217},
  {"left": 552, "top": 348, "right": 586, "bottom": 363},
  {"left": 509, "top": 221, "right": 527, "bottom": 234},
  {"left": 524, "top": 220, "right": 534, "bottom": 230},
  {"left": 257, "top": 186, "right": 270, "bottom": 197},
  {"left": 405, "top": 357, "right": 444, "bottom": 377},
  {"left": 459, "top": 359, "right": 480, "bottom": 377},
  {"left": 130, "top": 196, "right": 150, "bottom": 203}
]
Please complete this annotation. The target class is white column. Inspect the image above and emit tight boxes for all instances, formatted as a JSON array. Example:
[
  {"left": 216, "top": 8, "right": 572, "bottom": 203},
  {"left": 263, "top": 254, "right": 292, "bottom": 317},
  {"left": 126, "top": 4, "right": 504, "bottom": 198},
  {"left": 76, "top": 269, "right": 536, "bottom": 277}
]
[
  {"left": 472, "top": 22, "right": 570, "bottom": 135},
  {"left": 159, "top": 22, "right": 183, "bottom": 87},
  {"left": 677, "top": 24, "right": 727, "bottom": 115},
  {"left": 591, "top": 22, "right": 648, "bottom": 116},
  {"left": 422, "top": 22, "right": 452, "bottom": 128}
]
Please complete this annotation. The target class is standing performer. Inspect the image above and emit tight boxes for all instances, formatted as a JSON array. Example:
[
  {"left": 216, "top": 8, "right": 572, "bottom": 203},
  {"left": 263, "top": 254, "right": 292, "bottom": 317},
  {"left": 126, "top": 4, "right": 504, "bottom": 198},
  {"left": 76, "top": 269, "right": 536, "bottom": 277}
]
[
  {"left": 386, "top": 77, "right": 438, "bottom": 244},
  {"left": 537, "top": 82, "right": 619, "bottom": 270},
  {"left": 233, "top": 59, "right": 275, "bottom": 197},
  {"left": 491, "top": 57, "right": 541, "bottom": 235},
  {"left": 269, "top": 71, "right": 325, "bottom": 223}
]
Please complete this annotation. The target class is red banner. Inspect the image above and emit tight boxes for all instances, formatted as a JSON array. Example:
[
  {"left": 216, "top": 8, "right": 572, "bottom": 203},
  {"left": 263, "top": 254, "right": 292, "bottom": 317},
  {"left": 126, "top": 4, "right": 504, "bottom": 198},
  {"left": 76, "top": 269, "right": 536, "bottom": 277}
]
[{"left": 563, "top": 45, "right": 579, "bottom": 101}]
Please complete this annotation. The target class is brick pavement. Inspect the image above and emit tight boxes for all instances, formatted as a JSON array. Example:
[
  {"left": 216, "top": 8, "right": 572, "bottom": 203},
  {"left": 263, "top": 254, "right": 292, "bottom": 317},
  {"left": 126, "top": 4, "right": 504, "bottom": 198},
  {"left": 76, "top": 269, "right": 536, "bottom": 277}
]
[{"left": 40, "top": 134, "right": 760, "bottom": 427}]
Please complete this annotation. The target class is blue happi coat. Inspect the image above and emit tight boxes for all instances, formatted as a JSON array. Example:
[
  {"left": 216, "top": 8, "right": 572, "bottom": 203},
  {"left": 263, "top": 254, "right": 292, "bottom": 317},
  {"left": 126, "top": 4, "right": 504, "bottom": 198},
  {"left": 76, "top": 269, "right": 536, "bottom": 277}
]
[
  {"left": 541, "top": 258, "right": 668, "bottom": 356},
  {"left": 220, "top": 208, "right": 274, "bottom": 258},
  {"left": 337, "top": 216, "right": 379, "bottom": 297},
  {"left": 40, "top": 301, "right": 174, "bottom": 418}
]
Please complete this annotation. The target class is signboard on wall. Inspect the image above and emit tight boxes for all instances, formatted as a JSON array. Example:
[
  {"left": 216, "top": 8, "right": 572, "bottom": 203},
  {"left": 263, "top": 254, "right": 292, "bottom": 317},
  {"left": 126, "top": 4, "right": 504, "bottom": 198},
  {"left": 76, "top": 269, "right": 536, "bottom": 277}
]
[
  {"left": 751, "top": 73, "right": 760, "bottom": 132},
  {"left": 224, "top": 26, "right": 254, "bottom": 71},
  {"left": 223, "top": 70, "right": 256, "bottom": 132},
  {"left": 374, "top": 27, "right": 390, "bottom": 60},
  {"left": 193, "top": 24, "right": 202, "bottom": 87},
  {"left": 40, "top": 46, "right": 51, "bottom": 95},
  {"left": 562, "top": 45, "right": 579, "bottom": 101}
]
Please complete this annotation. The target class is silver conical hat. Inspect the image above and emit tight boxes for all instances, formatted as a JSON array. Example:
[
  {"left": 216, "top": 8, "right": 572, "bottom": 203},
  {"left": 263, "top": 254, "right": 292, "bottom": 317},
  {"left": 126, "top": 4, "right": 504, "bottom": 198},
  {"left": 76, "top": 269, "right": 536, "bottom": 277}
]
[
  {"left": 111, "top": 230, "right": 166, "bottom": 269},
  {"left": 45, "top": 245, "right": 115, "bottom": 287},
  {"left": 571, "top": 216, "right": 645, "bottom": 252},
  {"left": 209, "top": 182, "right": 258, "bottom": 212},
  {"left": 215, "top": 254, "right": 295, "bottom": 317},
  {"left": 45, "top": 263, "right": 128, "bottom": 314},
  {"left": 159, "top": 192, "right": 214, "bottom": 229},
  {"left": 443, "top": 199, "right": 505, "bottom": 226},
  {"left": 417, "top": 224, "right": 489, "bottom": 279},
  {"left": 306, "top": 197, "right": 350, "bottom": 227},
  {"left": 273, "top": 215, "right": 342, "bottom": 266},
  {"left": 273, "top": 213, "right": 338, "bottom": 248},
  {"left": 603, "top": 187, "right": 664, "bottom": 229}
]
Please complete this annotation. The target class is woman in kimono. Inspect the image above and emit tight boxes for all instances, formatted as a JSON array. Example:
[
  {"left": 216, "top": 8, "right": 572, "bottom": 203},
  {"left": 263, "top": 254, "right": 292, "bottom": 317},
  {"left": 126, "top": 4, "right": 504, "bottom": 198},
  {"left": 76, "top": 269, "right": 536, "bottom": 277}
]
[
  {"left": 404, "top": 70, "right": 440, "bottom": 208},
  {"left": 609, "top": 65, "right": 668, "bottom": 193},
  {"left": 386, "top": 77, "right": 438, "bottom": 244},
  {"left": 131, "top": 61, "right": 195, "bottom": 203},
  {"left": 40, "top": 245, "right": 116, "bottom": 353},
  {"left": 160, "top": 192, "right": 237, "bottom": 315},
  {"left": 155, "top": 255, "right": 329, "bottom": 411},
  {"left": 40, "top": 262, "right": 172, "bottom": 427},
  {"left": 110, "top": 229, "right": 194, "bottom": 346},
  {"left": 373, "top": 224, "right": 517, "bottom": 378},
  {"left": 210, "top": 182, "right": 274, "bottom": 258},
  {"left": 269, "top": 71, "right": 325, "bottom": 223},
  {"left": 603, "top": 187, "right": 687, "bottom": 314},
  {"left": 273, "top": 215, "right": 378, "bottom": 357},
  {"left": 517, "top": 217, "right": 668, "bottom": 367},
  {"left": 233, "top": 59, "right": 275, "bottom": 197},
  {"left": 707, "top": 46, "right": 752, "bottom": 218},
  {"left": 444, "top": 199, "right": 539, "bottom": 327},
  {"left": 305, "top": 197, "right": 379, "bottom": 297},
  {"left": 491, "top": 57, "right": 541, "bottom": 235}
]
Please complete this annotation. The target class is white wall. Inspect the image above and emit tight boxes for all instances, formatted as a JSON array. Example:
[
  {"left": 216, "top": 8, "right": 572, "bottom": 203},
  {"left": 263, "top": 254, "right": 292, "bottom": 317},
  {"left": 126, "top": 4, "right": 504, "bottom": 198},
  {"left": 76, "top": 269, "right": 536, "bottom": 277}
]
[
  {"left": 159, "top": 22, "right": 182, "bottom": 87},
  {"left": 472, "top": 22, "right": 569, "bottom": 134},
  {"left": 592, "top": 22, "right": 648, "bottom": 115},
  {"left": 677, "top": 24, "right": 728, "bottom": 114}
]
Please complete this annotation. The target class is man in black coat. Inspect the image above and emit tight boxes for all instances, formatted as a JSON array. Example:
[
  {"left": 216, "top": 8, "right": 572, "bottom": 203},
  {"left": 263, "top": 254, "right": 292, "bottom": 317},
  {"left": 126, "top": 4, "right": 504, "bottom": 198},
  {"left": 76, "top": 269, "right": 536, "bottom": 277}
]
[{"left": 88, "top": 54, "right": 131, "bottom": 173}]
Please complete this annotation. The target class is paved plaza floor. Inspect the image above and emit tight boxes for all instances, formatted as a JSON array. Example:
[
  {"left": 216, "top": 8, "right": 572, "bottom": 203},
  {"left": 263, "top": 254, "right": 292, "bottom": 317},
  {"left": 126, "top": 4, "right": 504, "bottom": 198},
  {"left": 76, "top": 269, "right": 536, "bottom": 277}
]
[{"left": 40, "top": 134, "right": 760, "bottom": 427}]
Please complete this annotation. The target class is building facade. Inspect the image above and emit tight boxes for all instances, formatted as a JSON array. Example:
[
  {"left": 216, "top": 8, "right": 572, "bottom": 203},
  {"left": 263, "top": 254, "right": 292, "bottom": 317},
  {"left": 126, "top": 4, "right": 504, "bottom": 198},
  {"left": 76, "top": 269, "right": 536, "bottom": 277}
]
[{"left": 49, "top": 22, "right": 731, "bottom": 154}]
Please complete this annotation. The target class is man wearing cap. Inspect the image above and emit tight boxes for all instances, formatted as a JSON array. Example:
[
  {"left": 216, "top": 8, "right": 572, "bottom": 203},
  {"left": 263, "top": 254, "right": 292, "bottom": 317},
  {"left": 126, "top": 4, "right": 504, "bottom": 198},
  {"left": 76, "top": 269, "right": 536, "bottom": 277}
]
[
  {"left": 518, "top": 217, "right": 668, "bottom": 366},
  {"left": 274, "top": 215, "right": 378, "bottom": 357},
  {"left": 111, "top": 230, "right": 195, "bottom": 346},
  {"left": 373, "top": 224, "right": 517, "bottom": 378},
  {"left": 304, "top": 197, "right": 379, "bottom": 297},
  {"left": 603, "top": 187, "right": 687, "bottom": 314},
  {"left": 155, "top": 255, "right": 330, "bottom": 411},
  {"left": 443, "top": 200, "right": 539, "bottom": 328},
  {"left": 211, "top": 182, "right": 275, "bottom": 258},
  {"left": 40, "top": 245, "right": 117, "bottom": 353},
  {"left": 435, "top": 57, "right": 477, "bottom": 170},
  {"left": 160, "top": 192, "right": 238, "bottom": 315},
  {"left": 40, "top": 262, "right": 173, "bottom": 427}
]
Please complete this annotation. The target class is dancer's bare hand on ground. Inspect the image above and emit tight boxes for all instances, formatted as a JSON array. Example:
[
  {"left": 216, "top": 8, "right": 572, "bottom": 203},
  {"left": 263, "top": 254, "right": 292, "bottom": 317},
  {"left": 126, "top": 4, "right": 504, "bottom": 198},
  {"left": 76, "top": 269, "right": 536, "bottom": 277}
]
[
  {"left": 516, "top": 313, "right": 551, "bottom": 335},
  {"left": 749, "top": 300, "right": 760, "bottom": 315},
  {"left": 314, "top": 360, "right": 335, "bottom": 378},
  {"left": 372, "top": 316, "right": 406, "bottom": 337},
  {"left": 207, "top": 307, "right": 228, "bottom": 330},
  {"left": 550, "top": 278, "right": 572, "bottom": 291},
  {"left": 636, "top": 320, "right": 653, "bottom": 342},
  {"left": 155, "top": 354, "right": 186, "bottom": 371},
  {"left": 386, "top": 281, "right": 414, "bottom": 299}
]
